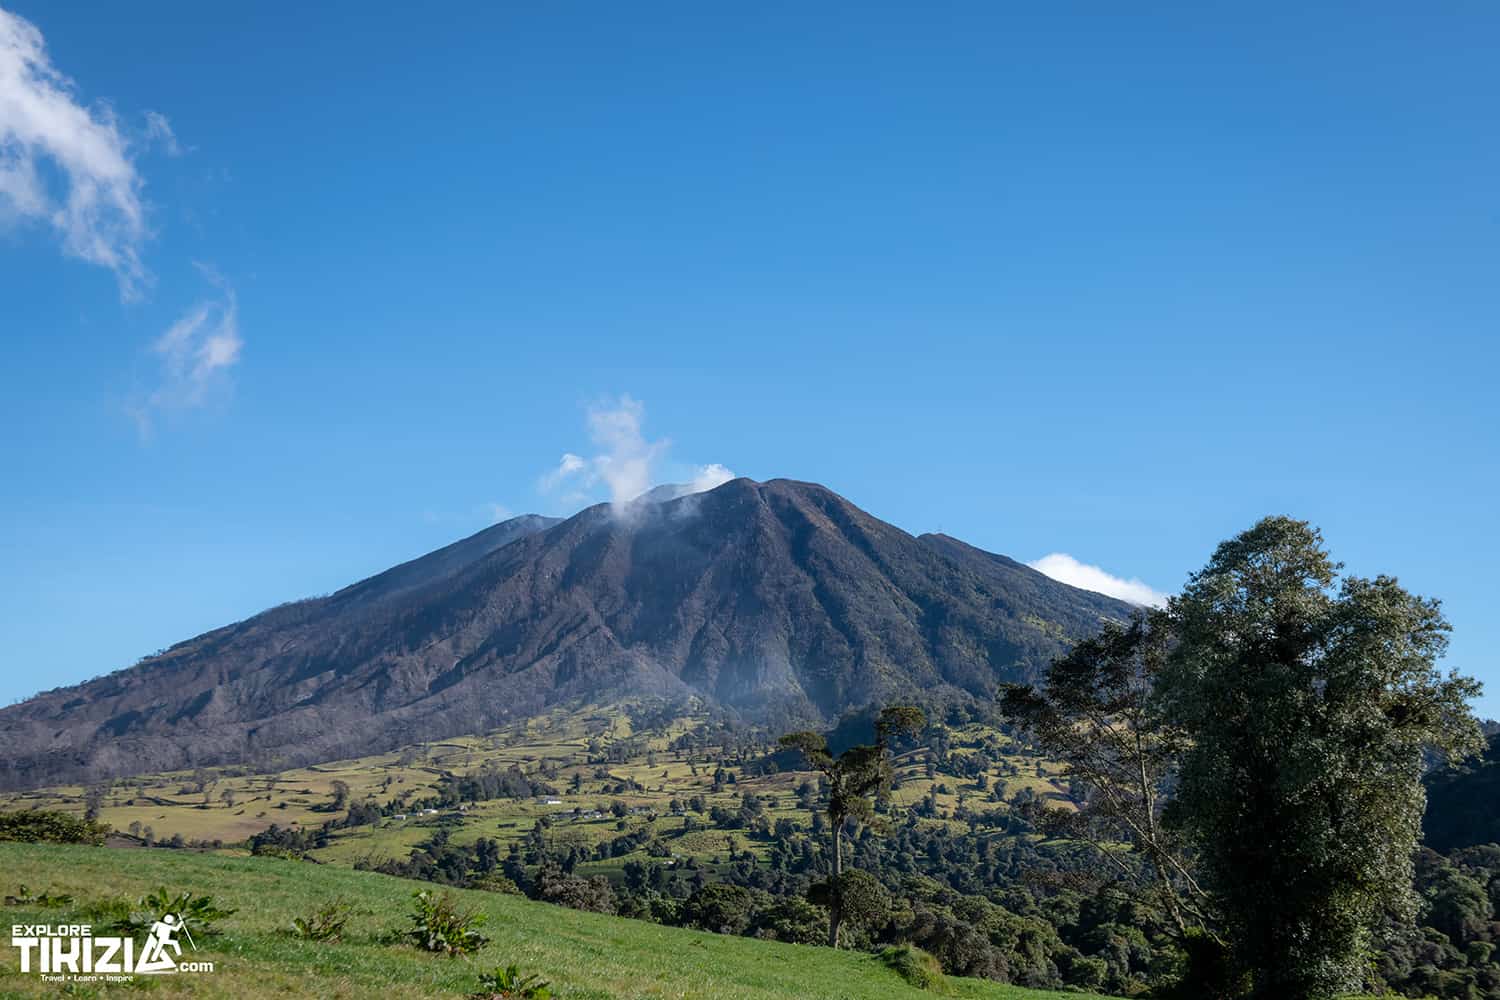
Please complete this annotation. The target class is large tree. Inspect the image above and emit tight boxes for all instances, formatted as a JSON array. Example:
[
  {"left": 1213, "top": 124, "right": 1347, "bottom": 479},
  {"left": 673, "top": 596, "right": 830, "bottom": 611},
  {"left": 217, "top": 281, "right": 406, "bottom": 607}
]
[
  {"left": 1157, "top": 516, "right": 1483, "bottom": 998},
  {"left": 780, "top": 705, "right": 925, "bottom": 948}
]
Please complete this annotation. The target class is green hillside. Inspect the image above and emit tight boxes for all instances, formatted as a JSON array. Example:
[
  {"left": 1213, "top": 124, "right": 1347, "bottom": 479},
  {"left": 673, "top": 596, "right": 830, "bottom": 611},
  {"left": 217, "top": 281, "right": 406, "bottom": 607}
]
[{"left": 0, "top": 844, "right": 1110, "bottom": 1000}]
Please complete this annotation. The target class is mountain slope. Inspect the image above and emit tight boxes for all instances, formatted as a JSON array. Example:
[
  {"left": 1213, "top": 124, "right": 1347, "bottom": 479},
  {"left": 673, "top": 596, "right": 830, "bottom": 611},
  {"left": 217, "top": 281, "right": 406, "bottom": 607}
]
[
  {"left": 1423, "top": 733, "right": 1500, "bottom": 852},
  {"left": 0, "top": 479, "right": 1133, "bottom": 789},
  {"left": 326, "top": 512, "right": 563, "bottom": 611}
]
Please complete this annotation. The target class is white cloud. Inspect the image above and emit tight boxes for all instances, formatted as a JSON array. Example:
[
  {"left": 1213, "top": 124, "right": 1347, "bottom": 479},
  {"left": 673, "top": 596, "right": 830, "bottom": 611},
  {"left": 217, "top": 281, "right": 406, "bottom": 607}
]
[
  {"left": 1028, "top": 553, "right": 1168, "bottom": 607},
  {"left": 485, "top": 502, "right": 513, "bottom": 524},
  {"left": 130, "top": 264, "right": 241, "bottom": 433},
  {"left": 0, "top": 7, "right": 149, "bottom": 296},
  {"left": 537, "top": 396, "right": 734, "bottom": 513},
  {"left": 142, "top": 110, "right": 181, "bottom": 157}
]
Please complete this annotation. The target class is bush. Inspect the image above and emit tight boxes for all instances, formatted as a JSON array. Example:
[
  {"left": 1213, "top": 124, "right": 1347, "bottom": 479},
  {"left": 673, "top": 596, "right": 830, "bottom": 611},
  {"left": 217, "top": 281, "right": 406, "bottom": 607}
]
[
  {"left": 880, "top": 944, "right": 947, "bottom": 992},
  {"left": 681, "top": 883, "right": 756, "bottom": 935},
  {"left": 291, "top": 899, "right": 351, "bottom": 942},
  {"left": 1067, "top": 954, "right": 1108, "bottom": 990},
  {"left": 471, "top": 873, "right": 524, "bottom": 895},
  {"left": 751, "top": 895, "right": 826, "bottom": 944},
  {"left": 87, "top": 887, "right": 236, "bottom": 938},
  {"left": 405, "top": 890, "right": 490, "bottom": 956},
  {"left": 141, "top": 888, "right": 236, "bottom": 936},
  {"left": 0, "top": 810, "right": 108, "bottom": 845},
  {"left": 534, "top": 866, "right": 616, "bottom": 914},
  {"left": 470, "top": 964, "right": 552, "bottom": 999},
  {"left": 832, "top": 869, "right": 890, "bottom": 931},
  {"left": 4, "top": 885, "right": 74, "bottom": 907}
]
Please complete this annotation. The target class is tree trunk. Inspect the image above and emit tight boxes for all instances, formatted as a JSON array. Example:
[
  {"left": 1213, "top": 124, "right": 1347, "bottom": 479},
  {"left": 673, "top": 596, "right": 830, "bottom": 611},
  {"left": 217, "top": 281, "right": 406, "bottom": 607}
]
[
  {"left": 1137, "top": 730, "right": 1191, "bottom": 939},
  {"left": 828, "top": 822, "right": 843, "bottom": 948}
]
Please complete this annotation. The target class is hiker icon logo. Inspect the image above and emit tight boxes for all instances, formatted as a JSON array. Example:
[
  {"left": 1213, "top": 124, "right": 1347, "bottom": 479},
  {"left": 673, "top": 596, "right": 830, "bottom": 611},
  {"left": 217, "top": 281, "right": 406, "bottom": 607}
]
[{"left": 136, "top": 912, "right": 185, "bottom": 974}]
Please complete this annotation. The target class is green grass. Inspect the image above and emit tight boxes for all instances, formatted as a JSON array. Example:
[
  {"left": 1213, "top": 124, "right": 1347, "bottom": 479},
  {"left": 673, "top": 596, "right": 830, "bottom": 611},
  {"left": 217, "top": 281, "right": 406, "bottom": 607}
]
[{"left": 0, "top": 844, "right": 1111, "bottom": 1000}]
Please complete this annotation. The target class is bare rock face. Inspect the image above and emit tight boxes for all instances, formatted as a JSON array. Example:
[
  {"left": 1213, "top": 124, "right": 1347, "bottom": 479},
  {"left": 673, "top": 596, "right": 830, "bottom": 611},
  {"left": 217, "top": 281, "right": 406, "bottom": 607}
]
[{"left": 0, "top": 479, "right": 1131, "bottom": 789}]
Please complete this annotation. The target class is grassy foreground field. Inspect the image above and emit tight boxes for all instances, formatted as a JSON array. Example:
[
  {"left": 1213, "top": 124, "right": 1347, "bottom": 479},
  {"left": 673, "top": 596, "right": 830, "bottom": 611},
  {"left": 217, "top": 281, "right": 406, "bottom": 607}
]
[{"left": 0, "top": 844, "right": 1109, "bottom": 1000}]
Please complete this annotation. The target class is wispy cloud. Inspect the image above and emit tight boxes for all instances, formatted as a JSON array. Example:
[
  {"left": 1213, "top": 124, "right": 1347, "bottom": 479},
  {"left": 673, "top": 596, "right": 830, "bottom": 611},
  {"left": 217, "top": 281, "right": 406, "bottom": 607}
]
[
  {"left": 538, "top": 396, "right": 735, "bottom": 512},
  {"left": 540, "top": 452, "right": 586, "bottom": 494},
  {"left": 422, "top": 502, "right": 516, "bottom": 528},
  {"left": 0, "top": 6, "right": 149, "bottom": 297},
  {"left": 142, "top": 110, "right": 182, "bottom": 157},
  {"left": 130, "top": 264, "right": 241, "bottom": 434},
  {"left": 1027, "top": 553, "right": 1168, "bottom": 607}
]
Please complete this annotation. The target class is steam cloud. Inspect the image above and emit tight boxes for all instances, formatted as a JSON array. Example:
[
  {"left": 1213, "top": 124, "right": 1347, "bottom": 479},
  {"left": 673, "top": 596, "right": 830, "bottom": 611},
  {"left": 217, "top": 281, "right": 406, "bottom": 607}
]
[
  {"left": 539, "top": 396, "right": 735, "bottom": 513},
  {"left": 687, "top": 463, "right": 735, "bottom": 495}
]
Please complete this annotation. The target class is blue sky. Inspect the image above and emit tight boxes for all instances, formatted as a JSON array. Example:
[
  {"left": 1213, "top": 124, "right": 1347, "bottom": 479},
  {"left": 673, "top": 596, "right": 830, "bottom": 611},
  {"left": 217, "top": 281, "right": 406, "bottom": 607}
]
[{"left": 1, "top": 2, "right": 1495, "bottom": 717}]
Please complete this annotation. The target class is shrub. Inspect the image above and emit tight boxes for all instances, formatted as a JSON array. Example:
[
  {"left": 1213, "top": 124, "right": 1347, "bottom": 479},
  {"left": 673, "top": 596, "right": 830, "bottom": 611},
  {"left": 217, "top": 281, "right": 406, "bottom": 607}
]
[
  {"left": 141, "top": 888, "right": 236, "bottom": 936},
  {"left": 471, "top": 873, "right": 524, "bottom": 896},
  {"left": 681, "top": 883, "right": 756, "bottom": 935},
  {"left": 534, "top": 866, "right": 616, "bottom": 914},
  {"left": 79, "top": 896, "right": 135, "bottom": 931},
  {"left": 291, "top": 899, "right": 351, "bottom": 942},
  {"left": 1067, "top": 954, "right": 1108, "bottom": 990},
  {"left": 831, "top": 869, "right": 890, "bottom": 932},
  {"left": 751, "top": 895, "right": 825, "bottom": 944},
  {"left": 0, "top": 810, "right": 108, "bottom": 845},
  {"left": 880, "top": 944, "right": 947, "bottom": 992},
  {"left": 405, "top": 890, "right": 490, "bottom": 956},
  {"left": 87, "top": 887, "right": 236, "bottom": 938},
  {"left": 4, "top": 885, "right": 75, "bottom": 907},
  {"left": 470, "top": 964, "right": 552, "bottom": 999}
]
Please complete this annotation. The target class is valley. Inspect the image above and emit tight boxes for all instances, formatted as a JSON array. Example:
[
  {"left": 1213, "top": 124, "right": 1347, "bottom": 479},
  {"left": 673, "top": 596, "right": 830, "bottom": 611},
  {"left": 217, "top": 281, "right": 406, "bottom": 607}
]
[{"left": 0, "top": 700, "right": 1073, "bottom": 879}]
